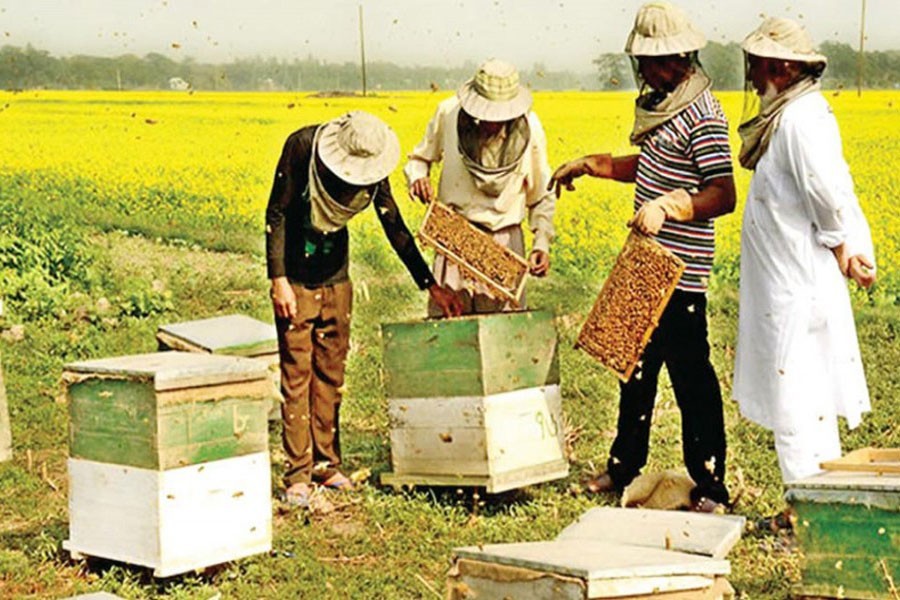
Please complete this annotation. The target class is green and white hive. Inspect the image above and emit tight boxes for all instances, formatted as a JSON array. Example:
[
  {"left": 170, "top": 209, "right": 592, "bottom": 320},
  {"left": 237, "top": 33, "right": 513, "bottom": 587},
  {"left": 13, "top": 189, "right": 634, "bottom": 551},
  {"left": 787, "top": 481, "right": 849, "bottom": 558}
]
[{"left": 380, "top": 311, "right": 568, "bottom": 494}]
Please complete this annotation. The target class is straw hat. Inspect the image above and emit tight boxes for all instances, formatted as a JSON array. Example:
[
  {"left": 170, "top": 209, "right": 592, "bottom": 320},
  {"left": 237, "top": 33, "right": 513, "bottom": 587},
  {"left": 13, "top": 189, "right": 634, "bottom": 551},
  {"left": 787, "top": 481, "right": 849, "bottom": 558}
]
[
  {"left": 316, "top": 111, "right": 401, "bottom": 186},
  {"left": 742, "top": 17, "right": 827, "bottom": 63},
  {"left": 624, "top": 2, "right": 706, "bottom": 56},
  {"left": 457, "top": 59, "right": 533, "bottom": 122}
]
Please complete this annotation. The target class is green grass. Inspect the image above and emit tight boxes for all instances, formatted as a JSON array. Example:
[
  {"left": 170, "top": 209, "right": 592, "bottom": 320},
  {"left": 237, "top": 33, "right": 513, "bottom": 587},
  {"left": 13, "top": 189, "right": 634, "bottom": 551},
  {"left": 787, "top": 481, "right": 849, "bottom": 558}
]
[{"left": 2, "top": 190, "right": 900, "bottom": 599}]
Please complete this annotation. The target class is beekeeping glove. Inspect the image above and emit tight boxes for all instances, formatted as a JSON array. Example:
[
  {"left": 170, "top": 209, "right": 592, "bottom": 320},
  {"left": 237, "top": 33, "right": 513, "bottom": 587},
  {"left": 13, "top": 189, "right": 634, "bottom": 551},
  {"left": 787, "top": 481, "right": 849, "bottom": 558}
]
[{"left": 628, "top": 189, "right": 694, "bottom": 235}]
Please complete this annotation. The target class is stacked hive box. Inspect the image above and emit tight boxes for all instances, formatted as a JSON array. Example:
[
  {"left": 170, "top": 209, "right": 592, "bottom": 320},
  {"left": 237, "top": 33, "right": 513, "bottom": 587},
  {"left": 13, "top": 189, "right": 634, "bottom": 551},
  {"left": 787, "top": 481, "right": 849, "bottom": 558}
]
[
  {"left": 63, "top": 351, "right": 273, "bottom": 577},
  {"left": 156, "top": 314, "right": 281, "bottom": 419},
  {"left": 380, "top": 311, "right": 568, "bottom": 493},
  {"left": 786, "top": 452, "right": 900, "bottom": 600}
]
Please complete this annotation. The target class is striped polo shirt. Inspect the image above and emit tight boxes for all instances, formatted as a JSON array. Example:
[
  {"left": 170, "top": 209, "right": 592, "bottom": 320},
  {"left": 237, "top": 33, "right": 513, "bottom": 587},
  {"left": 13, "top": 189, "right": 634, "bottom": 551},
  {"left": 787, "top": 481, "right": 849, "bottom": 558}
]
[{"left": 635, "top": 89, "right": 733, "bottom": 293}]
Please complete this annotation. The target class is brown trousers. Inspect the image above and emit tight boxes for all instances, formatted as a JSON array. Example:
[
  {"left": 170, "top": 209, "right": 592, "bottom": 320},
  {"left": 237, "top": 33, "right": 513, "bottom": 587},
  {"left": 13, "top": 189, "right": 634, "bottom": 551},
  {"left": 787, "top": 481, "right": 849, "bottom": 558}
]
[{"left": 275, "top": 281, "right": 352, "bottom": 486}]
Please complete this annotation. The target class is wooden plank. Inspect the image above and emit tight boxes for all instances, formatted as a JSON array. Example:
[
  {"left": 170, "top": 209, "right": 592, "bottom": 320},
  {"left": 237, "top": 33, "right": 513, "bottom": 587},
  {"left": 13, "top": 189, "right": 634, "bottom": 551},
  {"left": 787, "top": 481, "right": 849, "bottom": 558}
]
[
  {"left": 65, "top": 452, "right": 271, "bottom": 578},
  {"left": 0, "top": 353, "right": 12, "bottom": 462},
  {"left": 381, "top": 459, "right": 569, "bottom": 493},
  {"left": 786, "top": 470, "right": 900, "bottom": 495},
  {"left": 821, "top": 447, "right": 900, "bottom": 474},
  {"left": 381, "top": 471, "right": 492, "bottom": 489},
  {"left": 64, "top": 352, "right": 269, "bottom": 391},
  {"left": 486, "top": 459, "right": 570, "bottom": 493},
  {"left": 556, "top": 507, "right": 746, "bottom": 559},
  {"left": 453, "top": 540, "right": 730, "bottom": 582},
  {"left": 389, "top": 427, "right": 489, "bottom": 476}
]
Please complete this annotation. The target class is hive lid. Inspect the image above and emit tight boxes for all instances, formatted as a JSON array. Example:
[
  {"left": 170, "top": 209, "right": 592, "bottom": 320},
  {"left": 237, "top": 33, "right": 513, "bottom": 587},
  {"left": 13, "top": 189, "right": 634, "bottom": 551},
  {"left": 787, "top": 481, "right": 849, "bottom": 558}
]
[
  {"left": 453, "top": 540, "right": 730, "bottom": 582},
  {"left": 64, "top": 351, "right": 269, "bottom": 391},
  {"left": 157, "top": 314, "right": 277, "bottom": 356},
  {"left": 556, "top": 507, "right": 745, "bottom": 559},
  {"left": 786, "top": 469, "right": 900, "bottom": 493}
]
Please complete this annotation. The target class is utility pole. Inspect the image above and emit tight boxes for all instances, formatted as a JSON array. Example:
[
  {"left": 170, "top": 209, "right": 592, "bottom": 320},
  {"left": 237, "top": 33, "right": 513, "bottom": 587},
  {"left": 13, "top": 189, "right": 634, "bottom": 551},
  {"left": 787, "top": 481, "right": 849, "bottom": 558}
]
[
  {"left": 856, "top": 0, "right": 867, "bottom": 97},
  {"left": 359, "top": 4, "right": 368, "bottom": 96}
]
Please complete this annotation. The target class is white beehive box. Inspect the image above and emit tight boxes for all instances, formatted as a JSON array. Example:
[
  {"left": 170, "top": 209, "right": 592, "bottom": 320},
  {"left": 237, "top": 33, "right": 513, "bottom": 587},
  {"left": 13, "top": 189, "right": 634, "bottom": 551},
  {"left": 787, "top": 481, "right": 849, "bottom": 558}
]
[
  {"left": 382, "top": 385, "right": 568, "bottom": 493},
  {"left": 64, "top": 451, "right": 272, "bottom": 577}
]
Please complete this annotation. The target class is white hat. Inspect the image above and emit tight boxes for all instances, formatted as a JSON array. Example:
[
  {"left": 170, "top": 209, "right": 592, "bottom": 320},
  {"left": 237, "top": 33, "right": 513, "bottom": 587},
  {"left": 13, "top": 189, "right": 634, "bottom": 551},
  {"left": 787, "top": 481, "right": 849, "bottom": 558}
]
[
  {"left": 742, "top": 17, "right": 827, "bottom": 64},
  {"left": 624, "top": 2, "right": 706, "bottom": 56},
  {"left": 316, "top": 111, "right": 401, "bottom": 186},
  {"left": 457, "top": 59, "right": 533, "bottom": 122}
]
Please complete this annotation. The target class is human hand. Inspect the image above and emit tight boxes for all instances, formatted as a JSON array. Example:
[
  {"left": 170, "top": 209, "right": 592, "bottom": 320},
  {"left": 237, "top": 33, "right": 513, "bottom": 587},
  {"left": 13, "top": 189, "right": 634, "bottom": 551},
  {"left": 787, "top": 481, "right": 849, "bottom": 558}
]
[
  {"left": 847, "top": 255, "right": 876, "bottom": 288},
  {"left": 547, "top": 158, "right": 591, "bottom": 198},
  {"left": 528, "top": 250, "right": 550, "bottom": 277},
  {"left": 627, "top": 202, "right": 667, "bottom": 235},
  {"left": 270, "top": 277, "right": 298, "bottom": 320},
  {"left": 409, "top": 177, "right": 435, "bottom": 204},
  {"left": 427, "top": 284, "right": 463, "bottom": 318}
]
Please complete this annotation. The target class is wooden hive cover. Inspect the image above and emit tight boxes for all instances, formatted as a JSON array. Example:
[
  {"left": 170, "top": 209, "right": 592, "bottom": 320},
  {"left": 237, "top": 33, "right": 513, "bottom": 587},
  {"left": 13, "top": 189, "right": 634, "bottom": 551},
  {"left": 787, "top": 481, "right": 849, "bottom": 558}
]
[
  {"left": 577, "top": 231, "right": 684, "bottom": 382},
  {"left": 64, "top": 352, "right": 271, "bottom": 470},
  {"left": 381, "top": 310, "right": 559, "bottom": 398},
  {"left": 418, "top": 201, "right": 529, "bottom": 306},
  {"left": 157, "top": 314, "right": 277, "bottom": 358},
  {"left": 556, "top": 507, "right": 745, "bottom": 560},
  {"left": 454, "top": 540, "right": 729, "bottom": 598}
]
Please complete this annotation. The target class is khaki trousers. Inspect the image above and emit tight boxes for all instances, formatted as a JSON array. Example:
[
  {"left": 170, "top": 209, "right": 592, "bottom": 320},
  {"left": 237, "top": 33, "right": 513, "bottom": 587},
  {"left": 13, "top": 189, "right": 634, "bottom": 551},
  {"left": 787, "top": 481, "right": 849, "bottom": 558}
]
[{"left": 275, "top": 281, "right": 352, "bottom": 486}]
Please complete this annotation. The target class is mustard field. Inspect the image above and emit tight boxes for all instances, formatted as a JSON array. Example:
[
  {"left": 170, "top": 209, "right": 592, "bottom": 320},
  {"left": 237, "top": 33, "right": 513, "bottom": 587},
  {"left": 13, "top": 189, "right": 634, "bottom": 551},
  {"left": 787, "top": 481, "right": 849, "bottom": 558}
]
[{"left": 1, "top": 88, "right": 898, "bottom": 302}]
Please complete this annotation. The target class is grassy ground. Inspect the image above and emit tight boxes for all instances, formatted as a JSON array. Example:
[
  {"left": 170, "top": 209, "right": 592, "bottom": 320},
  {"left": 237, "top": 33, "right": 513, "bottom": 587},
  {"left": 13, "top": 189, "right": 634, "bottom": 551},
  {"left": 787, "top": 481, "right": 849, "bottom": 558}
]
[{"left": 1, "top": 216, "right": 899, "bottom": 599}]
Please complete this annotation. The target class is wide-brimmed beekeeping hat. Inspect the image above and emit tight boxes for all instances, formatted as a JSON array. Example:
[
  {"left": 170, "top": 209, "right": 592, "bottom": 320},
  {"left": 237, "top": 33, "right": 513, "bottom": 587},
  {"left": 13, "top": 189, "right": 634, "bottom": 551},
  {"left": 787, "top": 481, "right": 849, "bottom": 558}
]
[
  {"left": 457, "top": 59, "right": 533, "bottom": 122},
  {"left": 741, "top": 16, "right": 827, "bottom": 63},
  {"left": 624, "top": 1, "right": 706, "bottom": 56},
  {"left": 316, "top": 111, "right": 401, "bottom": 186}
]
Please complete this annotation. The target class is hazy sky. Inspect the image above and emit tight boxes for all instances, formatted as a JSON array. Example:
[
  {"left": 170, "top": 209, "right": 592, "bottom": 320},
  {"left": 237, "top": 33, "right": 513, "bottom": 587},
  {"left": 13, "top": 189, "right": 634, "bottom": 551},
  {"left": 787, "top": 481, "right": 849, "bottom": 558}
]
[{"left": 1, "top": 1, "right": 894, "bottom": 72}]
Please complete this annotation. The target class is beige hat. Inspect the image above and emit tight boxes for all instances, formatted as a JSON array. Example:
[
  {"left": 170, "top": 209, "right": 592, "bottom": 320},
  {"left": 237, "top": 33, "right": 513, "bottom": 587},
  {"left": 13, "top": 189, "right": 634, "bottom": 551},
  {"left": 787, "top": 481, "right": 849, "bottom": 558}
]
[
  {"left": 742, "top": 17, "right": 827, "bottom": 63},
  {"left": 457, "top": 59, "right": 533, "bottom": 122},
  {"left": 625, "top": 2, "right": 706, "bottom": 56},
  {"left": 316, "top": 111, "right": 400, "bottom": 186}
]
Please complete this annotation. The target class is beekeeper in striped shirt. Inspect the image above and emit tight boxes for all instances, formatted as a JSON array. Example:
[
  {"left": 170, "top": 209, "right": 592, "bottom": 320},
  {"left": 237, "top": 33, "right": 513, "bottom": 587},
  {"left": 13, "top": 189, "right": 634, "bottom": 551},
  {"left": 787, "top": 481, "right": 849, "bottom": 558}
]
[{"left": 549, "top": 1, "right": 735, "bottom": 513}]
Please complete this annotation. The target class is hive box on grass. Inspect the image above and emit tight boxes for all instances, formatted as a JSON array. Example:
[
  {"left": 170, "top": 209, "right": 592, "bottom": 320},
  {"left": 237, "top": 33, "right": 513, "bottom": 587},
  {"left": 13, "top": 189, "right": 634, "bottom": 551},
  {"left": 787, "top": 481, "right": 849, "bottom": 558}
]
[
  {"left": 786, "top": 456, "right": 900, "bottom": 600},
  {"left": 380, "top": 311, "right": 567, "bottom": 493}
]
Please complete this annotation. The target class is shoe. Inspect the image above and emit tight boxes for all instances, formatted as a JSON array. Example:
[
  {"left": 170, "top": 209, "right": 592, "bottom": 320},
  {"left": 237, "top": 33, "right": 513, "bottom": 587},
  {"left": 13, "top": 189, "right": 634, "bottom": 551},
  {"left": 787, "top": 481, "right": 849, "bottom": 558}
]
[
  {"left": 585, "top": 473, "right": 616, "bottom": 494},
  {"left": 321, "top": 471, "right": 354, "bottom": 491},
  {"left": 690, "top": 497, "right": 726, "bottom": 514},
  {"left": 283, "top": 483, "right": 334, "bottom": 513}
]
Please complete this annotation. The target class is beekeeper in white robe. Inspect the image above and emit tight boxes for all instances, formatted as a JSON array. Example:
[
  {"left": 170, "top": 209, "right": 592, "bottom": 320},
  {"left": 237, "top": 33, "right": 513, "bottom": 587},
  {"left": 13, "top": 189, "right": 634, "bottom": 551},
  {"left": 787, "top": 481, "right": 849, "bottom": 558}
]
[{"left": 733, "top": 17, "right": 877, "bottom": 483}]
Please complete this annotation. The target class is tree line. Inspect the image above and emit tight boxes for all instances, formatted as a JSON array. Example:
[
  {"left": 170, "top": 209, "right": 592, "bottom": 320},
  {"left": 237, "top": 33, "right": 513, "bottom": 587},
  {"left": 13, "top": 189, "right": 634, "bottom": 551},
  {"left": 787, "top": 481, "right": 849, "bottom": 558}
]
[{"left": 1, "top": 42, "right": 898, "bottom": 92}]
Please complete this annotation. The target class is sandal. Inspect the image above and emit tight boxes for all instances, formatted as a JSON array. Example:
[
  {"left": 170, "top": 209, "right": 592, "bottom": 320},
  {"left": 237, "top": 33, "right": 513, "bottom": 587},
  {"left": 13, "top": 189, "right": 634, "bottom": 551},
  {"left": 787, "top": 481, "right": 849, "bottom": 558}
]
[
  {"left": 284, "top": 483, "right": 313, "bottom": 508},
  {"left": 321, "top": 471, "right": 354, "bottom": 491}
]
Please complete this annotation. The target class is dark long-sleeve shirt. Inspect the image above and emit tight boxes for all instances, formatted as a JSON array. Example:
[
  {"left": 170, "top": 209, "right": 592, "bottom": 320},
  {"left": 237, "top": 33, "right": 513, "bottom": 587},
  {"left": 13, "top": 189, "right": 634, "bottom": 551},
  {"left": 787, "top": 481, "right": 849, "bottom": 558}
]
[{"left": 265, "top": 125, "right": 435, "bottom": 289}]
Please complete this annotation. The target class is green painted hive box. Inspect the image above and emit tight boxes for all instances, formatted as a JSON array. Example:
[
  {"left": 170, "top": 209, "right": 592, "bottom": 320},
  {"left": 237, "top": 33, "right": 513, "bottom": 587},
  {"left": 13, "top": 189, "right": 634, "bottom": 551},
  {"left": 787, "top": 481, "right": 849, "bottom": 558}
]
[
  {"left": 381, "top": 310, "right": 559, "bottom": 399},
  {"left": 786, "top": 469, "right": 900, "bottom": 599},
  {"left": 64, "top": 351, "right": 271, "bottom": 470}
]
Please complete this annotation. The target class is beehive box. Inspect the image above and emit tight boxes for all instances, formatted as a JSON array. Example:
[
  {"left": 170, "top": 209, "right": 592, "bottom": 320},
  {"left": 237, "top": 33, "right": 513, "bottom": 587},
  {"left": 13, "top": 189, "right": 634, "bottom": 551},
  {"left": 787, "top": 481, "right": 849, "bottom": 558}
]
[
  {"left": 64, "top": 451, "right": 272, "bottom": 578},
  {"left": 448, "top": 540, "right": 733, "bottom": 599},
  {"left": 64, "top": 352, "right": 271, "bottom": 470},
  {"left": 786, "top": 461, "right": 900, "bottom": 599},
  {"left": 382, "top": 385, "right": 567, "bottom": 493},
  {"left": 418, "top": 201, "right": 529, "bottom": 306},
  {"left": 577, "top": 231, "right": 684, "bottom": 382},
  {"left": 381, "top": 311, "right": 558, "bottom": 399},
  {"left": 157, "top": 314, "right": 281, "bottom": 419},
  {"left": 380, "top": 311, "right": 566, "bottom": 492}
]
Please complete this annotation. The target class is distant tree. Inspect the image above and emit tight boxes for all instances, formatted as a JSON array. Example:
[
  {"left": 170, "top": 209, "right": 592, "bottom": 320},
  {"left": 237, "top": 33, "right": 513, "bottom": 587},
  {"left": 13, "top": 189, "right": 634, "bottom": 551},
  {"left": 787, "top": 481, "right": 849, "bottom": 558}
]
[
  {"left": 593, "top": 53, "right": 631, "bottom": 90},
  {"left": 699, "top": 41, "right": 743, "bottom": 90}
]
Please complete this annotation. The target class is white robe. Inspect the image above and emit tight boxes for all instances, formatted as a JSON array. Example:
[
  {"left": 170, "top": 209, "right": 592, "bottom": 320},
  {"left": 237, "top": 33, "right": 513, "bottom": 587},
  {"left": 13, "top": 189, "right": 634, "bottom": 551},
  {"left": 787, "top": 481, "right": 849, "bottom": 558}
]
[{"left": 733, "top": 92, "right": 875, "bottom": 480}]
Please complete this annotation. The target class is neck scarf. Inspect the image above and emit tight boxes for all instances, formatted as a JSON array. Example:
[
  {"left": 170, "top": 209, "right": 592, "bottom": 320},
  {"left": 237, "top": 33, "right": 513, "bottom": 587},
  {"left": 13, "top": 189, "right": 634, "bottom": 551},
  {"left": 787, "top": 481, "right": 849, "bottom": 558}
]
[
  {"left": 630, "top": 70, "right": 711, "bottom": 146},
  {"left": 457, "top": 110, "right": 530, "bottom": 198},
  {"left": 738, "top": 76, "right": 820, "bottom": 169},
  {"left": 308, "top": 126, "right": 375, "bottom": 233}
]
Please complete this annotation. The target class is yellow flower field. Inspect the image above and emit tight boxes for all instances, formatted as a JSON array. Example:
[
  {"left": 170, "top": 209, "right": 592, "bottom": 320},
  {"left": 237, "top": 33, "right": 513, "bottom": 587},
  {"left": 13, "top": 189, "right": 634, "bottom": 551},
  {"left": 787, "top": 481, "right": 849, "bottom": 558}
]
[{"left": 1, "top": 88, "right": 898, "bottom": 299}]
